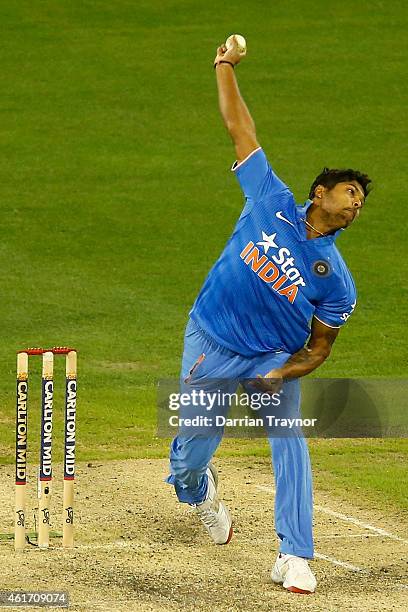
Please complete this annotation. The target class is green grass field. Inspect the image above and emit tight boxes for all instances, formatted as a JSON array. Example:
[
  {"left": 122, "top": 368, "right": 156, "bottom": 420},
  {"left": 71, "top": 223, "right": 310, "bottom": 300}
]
[{"left": 0, "top": 1, "right": 407, "bottom": 511}]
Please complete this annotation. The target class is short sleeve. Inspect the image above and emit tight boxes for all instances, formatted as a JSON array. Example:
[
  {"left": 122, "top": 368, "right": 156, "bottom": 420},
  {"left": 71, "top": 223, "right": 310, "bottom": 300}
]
[
  {"left": 232, "top": 148, "right": 290, "bottom": 202},
  {"left": 314, "top": 284, "right": 357, "bottom": 329}
]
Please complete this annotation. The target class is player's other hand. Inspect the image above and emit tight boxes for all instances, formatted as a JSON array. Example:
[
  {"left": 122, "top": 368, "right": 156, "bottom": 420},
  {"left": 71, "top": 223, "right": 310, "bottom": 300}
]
[{"left": 214, "top": 39, "right": 245, "bottom": 67}]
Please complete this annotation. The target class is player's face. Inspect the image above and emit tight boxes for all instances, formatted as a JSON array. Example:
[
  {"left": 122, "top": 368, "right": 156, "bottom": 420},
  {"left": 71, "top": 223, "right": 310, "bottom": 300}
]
[{"left": 319, "top": 181, "right": 365, "bottom": 227}]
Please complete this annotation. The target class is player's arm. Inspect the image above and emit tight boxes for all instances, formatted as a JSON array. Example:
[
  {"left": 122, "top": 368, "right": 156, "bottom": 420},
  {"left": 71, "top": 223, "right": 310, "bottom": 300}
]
[
  {"left": 276, "top": 317, "right": 339, "bottom": 379},
  {"left": 255, "top": 318, "right": 339, "bottom": 392},
  {"left": 214, "top": 40, "right": 259, "bottom": 163}
]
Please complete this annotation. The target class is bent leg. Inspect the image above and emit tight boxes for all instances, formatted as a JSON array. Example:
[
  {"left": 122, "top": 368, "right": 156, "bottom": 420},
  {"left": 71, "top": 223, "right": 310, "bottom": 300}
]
[
  {"left": 168, "top": 434, "right": 223, "bottom": 504},
  {"left": 167, "top": 319, "right": 244, "bottom": 504}
]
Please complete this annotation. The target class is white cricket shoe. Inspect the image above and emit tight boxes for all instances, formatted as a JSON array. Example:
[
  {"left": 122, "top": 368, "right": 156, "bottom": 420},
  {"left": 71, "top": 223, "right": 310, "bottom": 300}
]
[
  {"left": 193, "top": 463, "right": 233, "bottom": 545},
  {"left": 271, "top": 553, "right": 317, "bottom": 594}
]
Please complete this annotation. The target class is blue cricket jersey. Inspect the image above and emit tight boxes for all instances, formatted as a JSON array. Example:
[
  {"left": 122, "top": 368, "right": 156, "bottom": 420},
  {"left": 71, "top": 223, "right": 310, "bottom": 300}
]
[{"left": 190, "top": 148, "right": 357, "bottom": 356}]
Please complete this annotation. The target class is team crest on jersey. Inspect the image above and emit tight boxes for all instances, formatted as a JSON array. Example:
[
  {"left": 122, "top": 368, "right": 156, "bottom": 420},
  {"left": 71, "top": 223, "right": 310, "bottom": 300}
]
[
  {"left": 312, "top": 260, "right": 332, "bottom": 277},
  {"left": 240, "top": 232, "right": 305, "bottom": 304}
]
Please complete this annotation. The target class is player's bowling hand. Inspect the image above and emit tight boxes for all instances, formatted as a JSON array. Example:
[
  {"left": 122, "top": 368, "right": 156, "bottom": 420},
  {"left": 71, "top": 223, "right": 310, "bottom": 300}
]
[
  {"left": 252, "top": 372, "right": 284, "bottom": 395},
  {"left": 214, "top": 41, "right": 243, "bottom": 67}
]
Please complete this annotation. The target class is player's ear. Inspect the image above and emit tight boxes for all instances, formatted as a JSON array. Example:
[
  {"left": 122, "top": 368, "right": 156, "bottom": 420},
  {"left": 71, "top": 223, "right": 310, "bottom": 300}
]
[{"left": 314, "top": 185, "right": 324, "bottom": 200}]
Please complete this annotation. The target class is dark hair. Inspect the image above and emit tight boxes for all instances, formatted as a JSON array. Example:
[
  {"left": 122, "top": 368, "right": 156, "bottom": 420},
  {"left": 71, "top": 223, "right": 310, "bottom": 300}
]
[{"left": 308, "top": 168, "right": 372, "bottom": 200}]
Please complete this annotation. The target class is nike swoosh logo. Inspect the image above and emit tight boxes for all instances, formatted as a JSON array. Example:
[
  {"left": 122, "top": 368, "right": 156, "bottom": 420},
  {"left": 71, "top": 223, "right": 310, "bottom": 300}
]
[{"left": 275, "top": 210, "right": 296, "bottom": 228}]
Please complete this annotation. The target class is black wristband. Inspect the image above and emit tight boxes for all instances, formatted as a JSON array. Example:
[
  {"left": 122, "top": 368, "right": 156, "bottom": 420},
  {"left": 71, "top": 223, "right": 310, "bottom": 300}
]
[{"left": 214, "top": 60, "right": 235, "bottom": 69}]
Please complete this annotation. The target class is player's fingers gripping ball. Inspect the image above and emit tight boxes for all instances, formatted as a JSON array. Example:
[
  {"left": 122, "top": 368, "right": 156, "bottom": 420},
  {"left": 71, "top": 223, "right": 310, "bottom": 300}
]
[
  {"left": 226, "top": 34, "right": 247, "bottom": 55},
  {"left": 214, "top": 34, "right": 247, "bottom": 67},
  {"left": 225, "top": 34, "right": 247, "bottom": 64}
]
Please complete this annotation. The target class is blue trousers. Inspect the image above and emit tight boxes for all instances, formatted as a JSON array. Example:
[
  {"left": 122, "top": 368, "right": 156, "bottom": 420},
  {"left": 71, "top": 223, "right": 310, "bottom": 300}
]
[{"left": 167, "top": 319, "right": 314, "bottom": 558}]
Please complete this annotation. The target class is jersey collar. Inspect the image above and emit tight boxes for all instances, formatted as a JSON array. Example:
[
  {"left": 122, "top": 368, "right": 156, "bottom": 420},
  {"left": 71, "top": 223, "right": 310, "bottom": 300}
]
[{"left": 296, "top": 200, "right": 343, "bottom": 244}]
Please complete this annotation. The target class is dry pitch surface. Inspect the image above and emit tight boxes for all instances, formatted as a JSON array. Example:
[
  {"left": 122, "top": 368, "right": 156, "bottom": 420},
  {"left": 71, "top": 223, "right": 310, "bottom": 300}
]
[{"left": 0, "top": 458, "right": 407, "bottom": 611}]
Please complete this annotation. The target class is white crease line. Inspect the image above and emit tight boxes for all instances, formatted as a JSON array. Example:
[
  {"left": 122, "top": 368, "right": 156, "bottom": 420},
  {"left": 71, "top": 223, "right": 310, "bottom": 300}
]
[
  {"left": 75, "top": 541, "right": 141, "bottom": 550},
  {"left": 0, "top": 541, "right": 139, "bottom": 553},
  {"left": 81, "top": 541, "right": 366, "bottom": 574},
  {"left": 314, "top": 552, "right": 367, "bottom": 573},
  {"left": 314, "top": 505, "right": 408, "bottom": 545},
  {"left": 72, "top": 601, "right": 143, "bottom": 609},
  {"left": 13, "top": 541, "right": 148, "bottom": 552},
  {"left": 256, "top": 484, "right": 276, "bottom": 494},
  {"left": 256, "top": 486, "right": 368, "bottom": 573},
  {"left": 254, "top": 483, "right": 408, "bottom": 590},
  {"left": 254, "top": 485, "right": 408, "bottom": 545},
  {"left": 239, "top": 534, "right": 382, "bottom": 544},
  {"left": 316, "top": 533, "right": 384, "bottom": 539}
]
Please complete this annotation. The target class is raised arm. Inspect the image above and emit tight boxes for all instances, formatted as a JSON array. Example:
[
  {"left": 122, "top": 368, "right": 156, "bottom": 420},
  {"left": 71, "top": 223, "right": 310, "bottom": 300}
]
[{"left": 214, "top": 38, "right": 259, "bottom": 162}]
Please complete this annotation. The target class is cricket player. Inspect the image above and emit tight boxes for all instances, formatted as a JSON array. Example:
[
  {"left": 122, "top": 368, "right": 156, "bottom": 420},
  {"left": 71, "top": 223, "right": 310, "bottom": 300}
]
[{"left": 166, "top": 37, "right": 371, "bottom": 594}]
